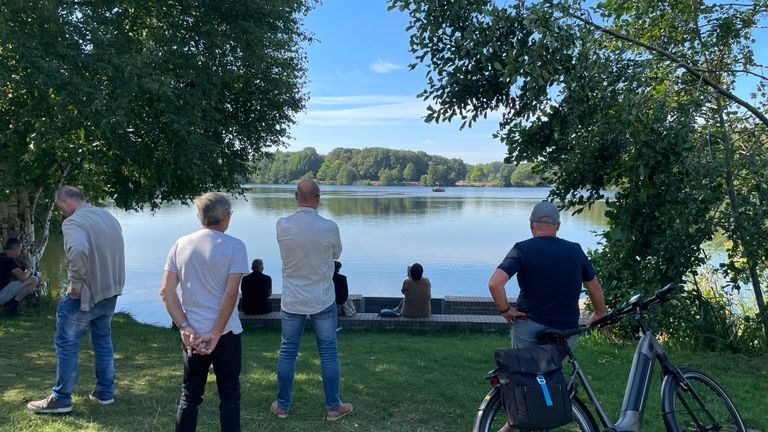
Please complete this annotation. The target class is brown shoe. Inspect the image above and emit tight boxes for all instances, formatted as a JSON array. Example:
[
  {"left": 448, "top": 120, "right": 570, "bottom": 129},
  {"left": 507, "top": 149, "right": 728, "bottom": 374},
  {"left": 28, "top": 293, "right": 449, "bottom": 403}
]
[
  {"left": 26, "top": 395, "right": 72, "bottom": 414},
  {"left": 270, "top": 401, "right": 288, "bottom": 419},
  {"left": 326, "top": 402, "right": 353, "bottom": 421}
]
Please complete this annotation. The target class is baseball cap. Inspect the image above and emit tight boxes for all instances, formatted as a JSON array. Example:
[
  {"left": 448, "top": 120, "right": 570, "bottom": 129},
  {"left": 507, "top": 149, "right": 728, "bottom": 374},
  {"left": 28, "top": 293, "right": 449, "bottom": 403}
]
[{"left": 530, "top": 201, "right": 560, "bottom": 224}]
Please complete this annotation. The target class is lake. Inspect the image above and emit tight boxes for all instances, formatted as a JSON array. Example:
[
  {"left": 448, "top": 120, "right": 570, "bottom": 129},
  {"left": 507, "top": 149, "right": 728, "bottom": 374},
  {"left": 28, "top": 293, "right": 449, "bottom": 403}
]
[{"left": 39, "top": 185, "right": 608, "bottom": 326}]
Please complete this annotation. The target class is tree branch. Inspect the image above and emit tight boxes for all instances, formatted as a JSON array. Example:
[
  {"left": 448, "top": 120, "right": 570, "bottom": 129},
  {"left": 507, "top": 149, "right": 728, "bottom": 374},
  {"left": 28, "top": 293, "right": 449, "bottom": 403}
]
[
  {"left": 570, "top": 13, "right": 768, "bottom": 130},
  {"left": 707, "top": 3, "right": 756, "bottom": 7},
  {"left": 697, "top": 68, "right": 768, "bottom": 81},
  {"left": 35, "top": 162, "right": 71, "bottom": 259}
]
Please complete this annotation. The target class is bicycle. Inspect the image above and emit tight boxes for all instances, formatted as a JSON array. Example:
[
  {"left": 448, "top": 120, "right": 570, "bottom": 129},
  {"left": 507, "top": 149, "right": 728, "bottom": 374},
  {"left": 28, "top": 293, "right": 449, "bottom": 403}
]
[{"left": 473, "top": 283, "right": 746, "bottom": 431}]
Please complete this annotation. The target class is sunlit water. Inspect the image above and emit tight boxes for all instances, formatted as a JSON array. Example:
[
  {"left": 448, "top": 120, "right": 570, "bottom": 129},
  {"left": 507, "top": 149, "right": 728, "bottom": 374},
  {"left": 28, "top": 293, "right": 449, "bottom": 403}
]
[{"left": 40, "top": 185, "right": 608, "bottom": 326}]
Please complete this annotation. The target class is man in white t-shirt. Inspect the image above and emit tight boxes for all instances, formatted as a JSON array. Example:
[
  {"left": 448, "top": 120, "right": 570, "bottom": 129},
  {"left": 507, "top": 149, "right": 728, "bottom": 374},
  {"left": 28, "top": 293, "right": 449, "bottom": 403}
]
[
  {"left": 271, "top": 179, "right": 353, "bottom": 422},
  {"left": 160, "top": 192, "right": 249, "bottom": 432}
]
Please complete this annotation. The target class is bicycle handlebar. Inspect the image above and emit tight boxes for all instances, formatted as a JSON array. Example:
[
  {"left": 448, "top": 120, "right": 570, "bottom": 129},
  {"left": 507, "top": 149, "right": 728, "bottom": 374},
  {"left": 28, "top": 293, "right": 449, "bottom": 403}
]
[{"left": 592, "top": 283, "right": 678, "bottom": 328}]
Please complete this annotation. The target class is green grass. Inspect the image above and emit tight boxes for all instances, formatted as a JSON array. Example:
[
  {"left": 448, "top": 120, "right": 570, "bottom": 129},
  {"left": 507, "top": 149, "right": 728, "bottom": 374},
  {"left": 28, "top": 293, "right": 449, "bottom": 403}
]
[{"left": 1, "top": 311, "right": 766, "bottom": 431}]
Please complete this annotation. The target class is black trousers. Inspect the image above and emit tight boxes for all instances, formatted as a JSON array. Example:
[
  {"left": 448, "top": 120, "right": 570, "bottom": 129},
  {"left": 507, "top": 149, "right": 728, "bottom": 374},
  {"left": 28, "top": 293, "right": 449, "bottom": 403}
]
[{"left": 176, "top": 332, "right": 241, "bottom": 432}]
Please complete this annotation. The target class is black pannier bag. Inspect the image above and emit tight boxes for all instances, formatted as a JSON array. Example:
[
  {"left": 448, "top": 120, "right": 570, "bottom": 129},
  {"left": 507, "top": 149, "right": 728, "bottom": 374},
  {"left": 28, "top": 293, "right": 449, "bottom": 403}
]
[{"left": 494, "top": 345, "right": 572, "bottom": 429}]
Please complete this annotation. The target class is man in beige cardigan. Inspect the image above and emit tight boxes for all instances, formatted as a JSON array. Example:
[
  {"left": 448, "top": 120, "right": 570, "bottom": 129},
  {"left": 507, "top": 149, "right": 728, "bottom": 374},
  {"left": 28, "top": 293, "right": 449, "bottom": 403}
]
[{"left": 28, "top": 185, "right": 125, "bottom": 414}]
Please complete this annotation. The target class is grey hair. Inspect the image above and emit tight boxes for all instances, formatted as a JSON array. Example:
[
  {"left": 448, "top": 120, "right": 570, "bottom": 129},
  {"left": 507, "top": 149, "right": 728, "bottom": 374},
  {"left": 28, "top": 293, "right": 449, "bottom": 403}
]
[
  {"left": 55, "top": 185, "right": 86, "bottom": 202},
  {"left": 252, "top": 259, "right": 264, "bottom": 272},
  {"left": 194, "top": 192, "right": 232, "bottom": 227}
]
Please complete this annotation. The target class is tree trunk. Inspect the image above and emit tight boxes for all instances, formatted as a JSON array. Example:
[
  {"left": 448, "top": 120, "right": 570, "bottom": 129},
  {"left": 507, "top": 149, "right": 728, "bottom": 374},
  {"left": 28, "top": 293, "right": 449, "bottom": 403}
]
[
  {"left": 748, "top": 263, "right": 768, "bottom": 341},
  {"left": 717, "top": 101, "right": 768, "bottom": 345},
  {"left": 1, "top": 163, "right": 70, "bottom": 279},
  {"left": 0, "top": 189, "right": 41, "bottom": 271}
]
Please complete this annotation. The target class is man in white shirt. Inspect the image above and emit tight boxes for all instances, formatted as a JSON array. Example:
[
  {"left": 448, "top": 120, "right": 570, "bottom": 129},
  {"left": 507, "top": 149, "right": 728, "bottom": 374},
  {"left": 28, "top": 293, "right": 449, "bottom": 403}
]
[
  {"left": 272, "top": 179, "right": 353, "bottom": 422},
  {"left": 159, "top": 192, "right": 249, "bottom": 432}
]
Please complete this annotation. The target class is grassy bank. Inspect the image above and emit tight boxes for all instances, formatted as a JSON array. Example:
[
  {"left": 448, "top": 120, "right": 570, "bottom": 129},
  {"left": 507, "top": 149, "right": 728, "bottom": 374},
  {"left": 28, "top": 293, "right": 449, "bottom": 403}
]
[{"left": 1, "top": 311, "right": 766, "bottom": 432}]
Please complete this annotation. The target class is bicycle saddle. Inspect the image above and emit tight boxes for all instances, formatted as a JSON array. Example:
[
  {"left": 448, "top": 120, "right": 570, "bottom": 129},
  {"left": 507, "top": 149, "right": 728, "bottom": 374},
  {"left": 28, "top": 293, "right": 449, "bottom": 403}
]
[{"left": 536, "top": 327, "right": 580, "bottom": 344}]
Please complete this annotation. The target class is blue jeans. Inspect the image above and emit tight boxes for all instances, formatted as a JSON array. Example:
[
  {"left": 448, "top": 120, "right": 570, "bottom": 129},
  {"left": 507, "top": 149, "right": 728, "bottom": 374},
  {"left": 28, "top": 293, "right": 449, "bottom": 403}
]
[
  {"left": 52, "top": 294, "right": 118, "bottom": 403},
  {"left": 276, "top": 303, "right": 341, "bottom": 410},
  {"left": 510, "top": 319, "right": 578, "bottom": 349},
  {"left": 176, "top": 332, "right": 241, "bottom": 432}
]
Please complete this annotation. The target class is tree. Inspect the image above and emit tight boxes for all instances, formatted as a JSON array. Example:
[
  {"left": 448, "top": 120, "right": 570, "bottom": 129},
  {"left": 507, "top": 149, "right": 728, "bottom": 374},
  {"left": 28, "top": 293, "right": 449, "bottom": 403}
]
[
  {"left": 468, "top": 165, "right": 487, "bottom": 182},
  {"left": 393, "top": 0, "right": 768, "bottom": 344},
  {"left": 336, "top": 166, "right": 359, "bottom": 185},
  {"left": 509, "top": 163, "right": 544, "bottom": 187},
  {"left": 403, "top": 162, "right": 418, "bottom": 182},
  {"left": 317, "top": 159, "right": 343, "bottom": 182},
  {"left": 0, "top": 1, "right": 315, "bottom": 269},
  {"left": 378, "top": 167, "right": 403, "bottom": 186},
  {"left": 285, "top": 147, "right": 323, "bottom": 181},
  {"left": 492, "top": 164, "right": 512, "bottom": 188},
  {"left": 421, "top": 156, "right": 466, "bottom": 186}
]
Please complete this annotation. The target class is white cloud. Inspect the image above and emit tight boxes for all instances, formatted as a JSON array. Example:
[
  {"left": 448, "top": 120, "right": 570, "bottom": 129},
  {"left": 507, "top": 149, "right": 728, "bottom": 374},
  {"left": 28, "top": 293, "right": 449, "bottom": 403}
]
[
  {"left": 370, "top": 59, "right": 404, "bottom": 74},
  {"left": 298, "top": 94, "right": 505, "bottom": 127},
  {"left": 299, "top": 100, "right": 428, "bottom": 126},
  {"left": 310, "top": 95, "right": 416, "bottom": 106}
]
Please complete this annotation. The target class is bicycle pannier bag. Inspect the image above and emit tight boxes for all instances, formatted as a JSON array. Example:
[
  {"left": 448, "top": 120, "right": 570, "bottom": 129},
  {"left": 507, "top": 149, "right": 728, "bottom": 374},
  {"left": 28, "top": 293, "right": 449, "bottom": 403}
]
[{"left": 494, "top": 345, "right": 572, "bottom": 429}]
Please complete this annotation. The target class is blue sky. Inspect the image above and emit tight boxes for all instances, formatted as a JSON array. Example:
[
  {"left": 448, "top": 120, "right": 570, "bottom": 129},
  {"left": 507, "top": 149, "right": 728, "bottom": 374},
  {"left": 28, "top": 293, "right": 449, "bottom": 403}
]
[
  {"left": 287, "top": 1, "right": 767, "bottom": 164},
  {"left": 287, "top": 1, "right": 505, "bottom": 164}
]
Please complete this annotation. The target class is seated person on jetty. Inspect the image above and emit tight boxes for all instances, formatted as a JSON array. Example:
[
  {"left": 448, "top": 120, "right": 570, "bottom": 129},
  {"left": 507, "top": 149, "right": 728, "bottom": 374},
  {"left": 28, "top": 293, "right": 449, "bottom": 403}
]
[
  {"left": 333, "top": 260, "right": 352, "bottom": 316},
  {"left": 240, "top": 258, "right": 272, "bottom": 315},
  {"left": 396, "top": 263, "right": 431, "bottom": 318}
]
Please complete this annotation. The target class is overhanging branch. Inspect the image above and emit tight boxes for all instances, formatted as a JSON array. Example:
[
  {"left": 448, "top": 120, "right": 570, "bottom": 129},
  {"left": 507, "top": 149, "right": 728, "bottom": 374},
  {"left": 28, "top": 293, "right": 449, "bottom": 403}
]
[{"left": 570, "top": 13, "right": 768, "bottom": 129}]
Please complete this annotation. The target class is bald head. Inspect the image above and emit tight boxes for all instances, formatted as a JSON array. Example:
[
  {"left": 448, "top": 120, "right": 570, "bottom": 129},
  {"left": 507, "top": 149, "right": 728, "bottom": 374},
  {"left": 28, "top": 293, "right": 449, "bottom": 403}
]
[
  {"left": 295, "top": 179, "right": 320, "bottom": 208},
  {"left": 530, "top": 221, "right": 559, "bottom": 237}
]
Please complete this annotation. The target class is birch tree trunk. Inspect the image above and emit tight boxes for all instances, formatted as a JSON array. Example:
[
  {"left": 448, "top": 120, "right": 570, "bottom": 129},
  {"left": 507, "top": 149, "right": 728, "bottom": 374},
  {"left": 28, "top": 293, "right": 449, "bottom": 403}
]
[{"left": 0, "top": 189, "right": 40, "bottom": 270}]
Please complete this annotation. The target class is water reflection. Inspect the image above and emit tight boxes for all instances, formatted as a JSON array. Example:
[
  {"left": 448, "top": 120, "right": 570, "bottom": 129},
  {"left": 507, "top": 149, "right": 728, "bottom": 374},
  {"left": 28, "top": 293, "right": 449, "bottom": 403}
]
[{"left": 40, "top": 185, "right": 608, "bottom": 326}]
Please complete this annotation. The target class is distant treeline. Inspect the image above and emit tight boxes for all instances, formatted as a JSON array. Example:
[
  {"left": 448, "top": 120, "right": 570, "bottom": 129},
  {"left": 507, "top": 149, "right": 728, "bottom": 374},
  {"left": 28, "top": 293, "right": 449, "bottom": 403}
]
[{"left": 249, "top": 147, "right": 545, "bottom": 187}]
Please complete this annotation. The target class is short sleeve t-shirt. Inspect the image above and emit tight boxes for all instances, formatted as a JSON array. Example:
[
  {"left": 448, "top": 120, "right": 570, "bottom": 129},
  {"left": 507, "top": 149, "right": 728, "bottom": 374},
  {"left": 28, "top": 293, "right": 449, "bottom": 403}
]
[
  {"left": 165, "top": 229, "right": 249, "bottom": 335},
  {"left": 0, "top": 253, "right": 21, "bottom": 289},
  {"left": 497, "top": 236, "right": 595, "bottom": 329}
]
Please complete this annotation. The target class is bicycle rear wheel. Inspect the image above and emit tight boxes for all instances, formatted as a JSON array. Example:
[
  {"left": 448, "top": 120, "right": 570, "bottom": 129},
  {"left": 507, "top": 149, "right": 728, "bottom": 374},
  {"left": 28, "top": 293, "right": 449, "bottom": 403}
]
[
  {"left": 661, "top": 367, "right": 745, "bottom": 432},
  {"left": 472, "top": 386, "right": 598, "bottom": 432}
]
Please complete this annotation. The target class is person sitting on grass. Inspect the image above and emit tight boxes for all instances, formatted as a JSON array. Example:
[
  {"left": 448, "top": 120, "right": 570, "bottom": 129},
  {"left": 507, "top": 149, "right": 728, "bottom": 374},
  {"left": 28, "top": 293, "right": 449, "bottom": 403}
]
[{"left": 0, "top": 238, "right": 40, "bottom": 315}]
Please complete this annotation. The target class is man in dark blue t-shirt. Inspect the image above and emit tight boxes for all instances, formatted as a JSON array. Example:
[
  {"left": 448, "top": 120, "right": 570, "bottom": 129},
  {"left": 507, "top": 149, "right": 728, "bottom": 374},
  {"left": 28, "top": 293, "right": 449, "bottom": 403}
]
[{"left": 488, "top": 201, "right": 607, "bottom": 348}]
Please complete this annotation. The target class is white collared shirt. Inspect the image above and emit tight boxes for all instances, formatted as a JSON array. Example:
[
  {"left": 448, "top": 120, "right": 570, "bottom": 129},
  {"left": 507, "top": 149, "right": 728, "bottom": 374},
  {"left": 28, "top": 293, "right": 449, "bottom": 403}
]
[{"left": 276, "top": 207, "right": 342, "bottom": 314}]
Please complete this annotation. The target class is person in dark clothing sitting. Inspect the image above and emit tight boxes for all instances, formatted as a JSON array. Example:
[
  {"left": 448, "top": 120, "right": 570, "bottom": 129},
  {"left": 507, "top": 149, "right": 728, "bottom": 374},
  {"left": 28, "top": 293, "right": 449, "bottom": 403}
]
[
  {"left": 240, "top": 259, "right": 272, "bottom": 315},
  {"left": 1, "top": 238, "right": 40, "bottom": 315},
  {"left": 333, "top": 261, "right": 348, "bottom": 316}
]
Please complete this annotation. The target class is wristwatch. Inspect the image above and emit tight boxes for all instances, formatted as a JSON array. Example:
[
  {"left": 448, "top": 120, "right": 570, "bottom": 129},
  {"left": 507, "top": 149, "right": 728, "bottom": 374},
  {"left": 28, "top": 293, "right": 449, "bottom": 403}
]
[
  {"left": 179, "top": 320, "right": 191, "bottom": 331},
  {"left": 498, "top": 305, "right": 511, "bottom": 315}
]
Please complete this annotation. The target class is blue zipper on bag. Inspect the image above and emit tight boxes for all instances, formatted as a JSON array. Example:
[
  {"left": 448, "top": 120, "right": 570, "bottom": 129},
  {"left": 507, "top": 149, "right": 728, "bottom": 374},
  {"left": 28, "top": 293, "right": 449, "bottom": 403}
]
[{"left": 536, "top": 374, "right": 553, "bottom": 407}]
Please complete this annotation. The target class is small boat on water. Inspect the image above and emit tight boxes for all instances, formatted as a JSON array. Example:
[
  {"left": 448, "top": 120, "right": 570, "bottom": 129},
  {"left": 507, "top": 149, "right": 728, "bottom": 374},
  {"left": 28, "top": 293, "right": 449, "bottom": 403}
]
[{"left": 432, "top": 186, "right": 445, "bottom": 192}]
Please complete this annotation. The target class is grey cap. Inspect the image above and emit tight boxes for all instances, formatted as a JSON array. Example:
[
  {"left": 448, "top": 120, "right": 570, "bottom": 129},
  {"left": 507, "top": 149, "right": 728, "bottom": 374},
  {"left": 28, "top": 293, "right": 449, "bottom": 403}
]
[{"left": 530, "top": 201, "right": 560, "bottom": 224}]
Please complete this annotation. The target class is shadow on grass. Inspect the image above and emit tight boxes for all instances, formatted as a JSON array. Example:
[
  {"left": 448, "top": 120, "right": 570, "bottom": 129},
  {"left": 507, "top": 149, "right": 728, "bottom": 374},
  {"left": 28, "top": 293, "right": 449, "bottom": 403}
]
[
  {"left": 3, "top": 311, "right": 765, "bottom": 431},
  {"left": 0, "top": 312, "right": 504, "bottom": 432}
]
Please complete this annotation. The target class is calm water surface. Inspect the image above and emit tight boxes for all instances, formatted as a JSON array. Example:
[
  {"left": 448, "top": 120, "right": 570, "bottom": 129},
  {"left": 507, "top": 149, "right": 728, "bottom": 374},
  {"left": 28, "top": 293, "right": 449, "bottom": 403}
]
[{"left": 40, "top": 185, "right": 608, "bottom": 326}]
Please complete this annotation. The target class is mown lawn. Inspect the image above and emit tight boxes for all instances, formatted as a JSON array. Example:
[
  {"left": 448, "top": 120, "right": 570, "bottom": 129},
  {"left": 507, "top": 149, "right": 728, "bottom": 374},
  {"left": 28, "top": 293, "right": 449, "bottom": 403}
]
[{"left": 1, "top": 311, "right": 766, "bottom": 431}]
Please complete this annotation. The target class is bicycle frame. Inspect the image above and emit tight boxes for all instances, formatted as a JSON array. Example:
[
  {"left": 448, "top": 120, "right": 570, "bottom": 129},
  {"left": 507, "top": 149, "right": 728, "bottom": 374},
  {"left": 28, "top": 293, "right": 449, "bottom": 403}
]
[
  {"left": 479, "top": 285, "right": 742, "bottom": 432},
  {"left": 566, "top": 326, "right": 679, "bottom": 432}
]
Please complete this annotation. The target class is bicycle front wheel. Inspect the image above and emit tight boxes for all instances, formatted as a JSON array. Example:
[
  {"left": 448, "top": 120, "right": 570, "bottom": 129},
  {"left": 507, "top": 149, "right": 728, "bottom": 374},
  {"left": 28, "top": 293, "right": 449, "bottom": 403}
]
[
  {"left": 472, "top": 386, "right": 598, "bottom": 432},
  {"left": 661, "top": 367, "right": 746, "bottom": 431}
]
